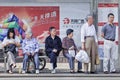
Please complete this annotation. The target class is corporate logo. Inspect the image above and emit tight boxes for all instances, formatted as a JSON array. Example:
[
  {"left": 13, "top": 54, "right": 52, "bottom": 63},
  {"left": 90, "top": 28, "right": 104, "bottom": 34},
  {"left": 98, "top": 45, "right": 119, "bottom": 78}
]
[
  {"left": 63, "top": 18, "right": 70, "bottom": 24},
  {"left": 63, "top": 17, "right": 84, "bottom": 25},
  {"left": 62, "top": 17, "right": 85, "bottom": 28}
]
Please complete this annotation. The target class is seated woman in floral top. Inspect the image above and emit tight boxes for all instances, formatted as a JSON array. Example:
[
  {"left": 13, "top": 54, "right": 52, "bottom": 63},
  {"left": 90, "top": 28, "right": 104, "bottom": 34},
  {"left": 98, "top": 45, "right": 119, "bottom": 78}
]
[{"left": 22, "top": 31, "right": 40, "bottom": 74}]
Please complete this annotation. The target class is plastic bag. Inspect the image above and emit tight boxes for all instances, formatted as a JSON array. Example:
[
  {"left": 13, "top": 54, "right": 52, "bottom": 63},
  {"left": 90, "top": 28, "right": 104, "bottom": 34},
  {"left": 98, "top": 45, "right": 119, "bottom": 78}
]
[
  {"left": 75, "top": 50, "right": 90, "bottom": 63},
  {"left": 68, "top": 50, "right": 75, "bottom": 57}
]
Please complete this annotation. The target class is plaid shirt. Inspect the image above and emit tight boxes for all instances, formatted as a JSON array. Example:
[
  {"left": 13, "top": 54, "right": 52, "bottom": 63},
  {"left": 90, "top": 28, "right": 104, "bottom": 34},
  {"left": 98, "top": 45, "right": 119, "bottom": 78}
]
[
  {"left": 22, "top": 38, "right": 40, "bottom": 54},
  {"left": 62, "top": 37, "right": 77, "bottom": 53}
]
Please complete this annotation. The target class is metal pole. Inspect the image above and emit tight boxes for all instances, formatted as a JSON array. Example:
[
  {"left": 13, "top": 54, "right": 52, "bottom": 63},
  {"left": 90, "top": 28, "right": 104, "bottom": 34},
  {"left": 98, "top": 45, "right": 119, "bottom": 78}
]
[
  {"left": 117, "top": 0, "right": 120, "bottom": 72},
  {"left": 4, "top": 52, "right": 7, "bottom": 73}
]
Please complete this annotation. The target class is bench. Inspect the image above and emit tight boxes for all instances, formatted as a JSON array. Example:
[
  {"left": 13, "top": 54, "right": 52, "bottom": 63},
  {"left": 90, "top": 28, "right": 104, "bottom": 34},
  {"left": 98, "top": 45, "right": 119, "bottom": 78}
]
[{"left": 0, "top": 48, "right": 65, "bottom": 73}]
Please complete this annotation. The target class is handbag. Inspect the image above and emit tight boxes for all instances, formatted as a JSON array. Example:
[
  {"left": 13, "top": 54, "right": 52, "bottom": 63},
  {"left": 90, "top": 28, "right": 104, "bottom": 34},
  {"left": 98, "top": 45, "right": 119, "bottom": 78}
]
[{"left": 4, "top": 44, "right": 16, "bottom": 54}]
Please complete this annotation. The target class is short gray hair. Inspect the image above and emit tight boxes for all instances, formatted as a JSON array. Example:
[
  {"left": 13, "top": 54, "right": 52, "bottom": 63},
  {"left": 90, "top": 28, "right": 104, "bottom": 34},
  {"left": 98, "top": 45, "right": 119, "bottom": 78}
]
[
  {"left": 85, "top": 14, "right": 93, "bottom": 21},
  {"left": 25, "top": 31, "right": 32, "bottom": 36}
]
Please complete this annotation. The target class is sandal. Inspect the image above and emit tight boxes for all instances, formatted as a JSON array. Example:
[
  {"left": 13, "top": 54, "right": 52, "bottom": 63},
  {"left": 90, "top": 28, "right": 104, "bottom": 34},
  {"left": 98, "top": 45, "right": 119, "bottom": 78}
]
[
  {"left": 10, "top": 64, "right": 16, "bottom": 69},
  {"left": 12, "top": 64, "right": 16, "bottom": 69},
  {"left": 10, "top": 64, "right": 13, "bottom": 67}
]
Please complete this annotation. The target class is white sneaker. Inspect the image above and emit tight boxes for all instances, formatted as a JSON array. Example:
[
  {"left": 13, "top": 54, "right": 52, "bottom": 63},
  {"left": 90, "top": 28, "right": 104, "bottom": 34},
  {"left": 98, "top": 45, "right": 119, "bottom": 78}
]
[
  {"left": 51, "top": 69, "right": 56, "bottom": 74},
  {"left": 22, "top": 70, "right": 26, "bottom": 74},
  {"left": 35, "top": 70, "right": 39, "bottom": 74}
]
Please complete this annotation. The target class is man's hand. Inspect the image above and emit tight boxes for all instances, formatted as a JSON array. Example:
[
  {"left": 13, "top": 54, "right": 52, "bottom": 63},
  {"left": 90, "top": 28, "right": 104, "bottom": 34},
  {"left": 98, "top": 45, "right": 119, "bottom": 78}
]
[
  {"left": 53, "top": 49, "right": 57, "bottom": 53},
  {"left": 101, "top": 33, "right": 104, "bottom": 38},
  {"left": 82, "top": 42, "right": 86, "bottom": 50}
]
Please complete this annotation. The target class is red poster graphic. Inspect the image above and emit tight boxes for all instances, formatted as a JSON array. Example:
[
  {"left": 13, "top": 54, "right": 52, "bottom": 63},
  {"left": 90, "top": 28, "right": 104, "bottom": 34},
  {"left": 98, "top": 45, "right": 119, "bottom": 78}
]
[{"left": 0, "top": 6, "right": 59, "bottom": 43}]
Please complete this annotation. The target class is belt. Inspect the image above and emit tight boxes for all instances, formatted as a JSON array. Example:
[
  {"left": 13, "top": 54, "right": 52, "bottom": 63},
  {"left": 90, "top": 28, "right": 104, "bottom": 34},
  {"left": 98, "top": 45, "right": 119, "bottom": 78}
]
[
  {"left": 85, "top": 36, "right": 94, "bottom": 38},
  {"left": 85, "top": 36, "right": 94, "bottom": 39},
  {"left": 105, "top": 39, "right": 115, "bottom": 41}
]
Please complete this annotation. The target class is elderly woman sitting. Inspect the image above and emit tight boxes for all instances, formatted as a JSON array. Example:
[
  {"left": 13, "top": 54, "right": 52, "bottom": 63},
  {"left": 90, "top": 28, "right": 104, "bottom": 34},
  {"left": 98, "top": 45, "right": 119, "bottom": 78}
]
[{"left": 22, "top": 31, "right": 40, "bottom": 74}]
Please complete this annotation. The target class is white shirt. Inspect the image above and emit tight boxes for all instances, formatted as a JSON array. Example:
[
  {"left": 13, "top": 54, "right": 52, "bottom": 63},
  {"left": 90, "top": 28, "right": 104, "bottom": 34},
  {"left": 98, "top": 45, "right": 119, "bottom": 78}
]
[
  {"left": 81, "top": 22, "right": 98, "bottom": 42},
  {"left": 2, "top": 36, "right": 20, "bottom": 46}
]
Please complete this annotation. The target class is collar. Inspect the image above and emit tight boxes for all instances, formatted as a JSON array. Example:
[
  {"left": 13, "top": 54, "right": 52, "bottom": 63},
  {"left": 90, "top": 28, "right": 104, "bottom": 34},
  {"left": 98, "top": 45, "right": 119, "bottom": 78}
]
[
  {"left": 107, "top": 22, "right": 114, "bottom": 26},
  {"left": 26, "top": 38, "right": 32, "bottom": 41},
  {"left": 67, "top": 36, "right": 73, "bottom": 40},
  {"left": 49, "top": 35, "right": 57, "bottom": 39},
  {"left": 86, "top": 22, "right": 93, "bottom": 27}
]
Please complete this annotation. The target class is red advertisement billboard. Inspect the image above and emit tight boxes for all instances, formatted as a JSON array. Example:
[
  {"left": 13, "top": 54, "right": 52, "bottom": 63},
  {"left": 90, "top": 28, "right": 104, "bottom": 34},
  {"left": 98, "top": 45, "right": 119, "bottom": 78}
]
[{"left": 0, "top": 6, "right": 59, "bottom": 43}]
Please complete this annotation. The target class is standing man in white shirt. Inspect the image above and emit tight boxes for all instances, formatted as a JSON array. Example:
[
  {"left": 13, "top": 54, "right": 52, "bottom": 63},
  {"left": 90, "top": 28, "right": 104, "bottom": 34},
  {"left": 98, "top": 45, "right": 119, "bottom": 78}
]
[
  {"left": 101, "top": 13, "right": 116, "bottom": 74},
  {"left": 81, "top": 14, "right": 98, "bottom": 73}
]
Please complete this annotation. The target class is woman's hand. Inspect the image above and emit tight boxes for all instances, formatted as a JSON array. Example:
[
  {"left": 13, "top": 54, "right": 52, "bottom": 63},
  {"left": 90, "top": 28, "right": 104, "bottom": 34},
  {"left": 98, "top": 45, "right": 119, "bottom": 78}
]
[
  {"left": 15, "top": 42, "right": 21, "bottom": 47},
  {"left": 32, "top": 52, "right": 36, "bottom": 56},
  {"left": 9, "top": 41, "right": 15, "bottom": 44},
  {"left": 69, "top": 46, "right": 74, "bottom": 50},
  {"left": 6, "top": 42, "right": 10, "bottom": 45},
  {"left": 26, "top": 53, "right": 30, "bottom": 56},
  {"left": 4, "top": 42, "right": 10, "bottom": 47}
]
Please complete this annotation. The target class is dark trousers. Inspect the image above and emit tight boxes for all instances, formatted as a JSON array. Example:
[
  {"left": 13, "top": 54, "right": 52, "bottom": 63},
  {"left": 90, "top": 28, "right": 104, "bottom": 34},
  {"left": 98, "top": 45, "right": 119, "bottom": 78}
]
[
  {"left": 78, "top": 61, "right": 82, "bottom": 70},
  {"left": 48, "top": 52, "right": 57, "bottom": 69}
]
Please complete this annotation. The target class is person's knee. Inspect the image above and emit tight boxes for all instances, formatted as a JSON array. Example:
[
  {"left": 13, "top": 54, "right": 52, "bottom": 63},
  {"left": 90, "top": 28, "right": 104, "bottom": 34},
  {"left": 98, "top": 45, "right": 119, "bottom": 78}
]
[
  {"left": 50, "top": 53, "right": 57, "bottom": 59},
  {"left": 67, "top": 55, "right": 73, "bottom": 60},
  {"left": 23, "top": 54, "right": 28, "bottom": 61},
  {"left": 34, "top": 54, "right": 39, "bottom": 61}
]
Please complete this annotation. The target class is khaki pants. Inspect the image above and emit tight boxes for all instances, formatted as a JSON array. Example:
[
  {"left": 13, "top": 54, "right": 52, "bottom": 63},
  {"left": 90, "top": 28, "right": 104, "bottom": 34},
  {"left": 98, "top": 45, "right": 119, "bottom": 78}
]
[
  {"left": 6, "top": 51, "right": 16, "bottom": 70},
  {"left": 84, "top": 37, "right": 97, "bottom": 72}
]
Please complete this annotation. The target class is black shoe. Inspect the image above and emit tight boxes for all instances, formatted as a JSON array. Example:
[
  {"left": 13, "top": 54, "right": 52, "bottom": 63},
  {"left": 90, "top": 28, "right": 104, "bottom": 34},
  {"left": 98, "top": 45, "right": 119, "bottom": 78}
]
[
  {"left": 104, "top": 71, "right": 109, "bottom": 74},
  {"left": 77, "top": 70, "right": 84, "bottom": 73},
  {"left": 6, "top": 70, "right": 9, "bottom": 73},
  {"left": 111, "top": 71, "right": 116, "bottom": 74},
  {"left": 90, "top": 72, "right": 96, "bottom": 74},
  {"left": 84, "top": 71, "right": 89, "bottom": 74}
]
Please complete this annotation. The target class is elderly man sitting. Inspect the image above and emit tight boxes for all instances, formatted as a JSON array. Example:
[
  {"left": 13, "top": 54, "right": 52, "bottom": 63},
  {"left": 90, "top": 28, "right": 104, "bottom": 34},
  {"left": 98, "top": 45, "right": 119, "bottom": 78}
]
[{"left": 22, "top": 31, "right": 40, "bottom": 74}]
